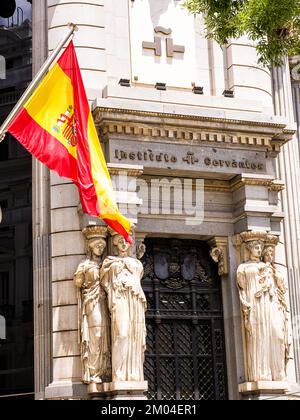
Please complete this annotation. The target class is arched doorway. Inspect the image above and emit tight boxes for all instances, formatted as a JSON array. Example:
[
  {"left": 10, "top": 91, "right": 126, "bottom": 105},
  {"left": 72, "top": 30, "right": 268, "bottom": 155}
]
[{"left": 141, "top": 238, "right": 228, "bottom": 400}]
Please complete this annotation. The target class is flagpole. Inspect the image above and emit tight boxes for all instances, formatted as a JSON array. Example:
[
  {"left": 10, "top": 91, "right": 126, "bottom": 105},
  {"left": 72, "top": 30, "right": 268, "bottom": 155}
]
[{"left": 0, "top": 22, "right": 78, "bottom": 142}]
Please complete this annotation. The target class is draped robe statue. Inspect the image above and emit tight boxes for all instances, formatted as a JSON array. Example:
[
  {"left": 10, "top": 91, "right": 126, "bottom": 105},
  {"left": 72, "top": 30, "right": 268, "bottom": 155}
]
[
  {"left": 74, "top": 230, "right": 111, "bottom": 384},
  {"left": 100, "top": 233, "right": 147, "bottom": 382},
  {"left": 237, "top": 235, "right": 291, "bottom": 382}
]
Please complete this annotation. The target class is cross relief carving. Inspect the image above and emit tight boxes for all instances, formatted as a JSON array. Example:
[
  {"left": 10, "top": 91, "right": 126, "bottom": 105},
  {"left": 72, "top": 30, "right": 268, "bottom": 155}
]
[{"left": 142, "top": 26, "right": 185, "bottom": 58}]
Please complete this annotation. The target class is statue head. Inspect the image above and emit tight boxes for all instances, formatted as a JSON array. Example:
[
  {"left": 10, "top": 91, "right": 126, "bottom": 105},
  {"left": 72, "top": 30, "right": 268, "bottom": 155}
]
[
  {"left": 83, "top": 226, "right": 107, "bottom": 259},
  {"left": 87, "top": 238, "right": 107, "bottom": 258},
  {"left": 262, "top": 235, "right": 279, "bottom": 264},
  {"left": 109, "top": 225, "right": 135, "bottom": 257},
  {"left": 112, "top": 234, "right": 132, "bottom": 257},
  {"left": 240, "top": 231, "right": 267, "bottom": 262},
  {"left": 262, "top": 246, "right": 275, "bottom": 263},
  {"left": 246, "top": 240, "right": 264, "bottom": 261}
]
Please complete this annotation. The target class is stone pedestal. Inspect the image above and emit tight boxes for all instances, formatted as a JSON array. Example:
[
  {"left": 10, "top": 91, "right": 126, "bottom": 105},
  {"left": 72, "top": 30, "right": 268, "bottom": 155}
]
[
  {"left": 88, "top": 381, "right": 148, "bottom": 400},
  {"left": 239, "top": 381, "right": 289, "bottom": 400},
  {"left": 45, "top": 380, "right": 88, "bottom": 400}
]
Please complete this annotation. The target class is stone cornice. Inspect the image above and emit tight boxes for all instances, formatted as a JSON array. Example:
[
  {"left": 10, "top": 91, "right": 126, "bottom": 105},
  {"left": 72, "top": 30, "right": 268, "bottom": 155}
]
[
  {"left": 93, "top": 107, "right": 295, "bottom": 153},
  {"left": 94, "top": 106, "right": 287, "bottom": 129},
  {"left": 205, "top": 176, "right": 284, "bottom": 193},
  {"left": 107, "top": 163, "right": 144, "bottom": 177}
]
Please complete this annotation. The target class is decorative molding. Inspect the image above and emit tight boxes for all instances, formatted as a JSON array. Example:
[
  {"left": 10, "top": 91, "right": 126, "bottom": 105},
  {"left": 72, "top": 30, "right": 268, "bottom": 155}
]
[
  {"left": 93, "top": 106, "right": 290, "bottom": 130},
  {"left": 239, "top": 231, "right": 267, "bottom": 243},
  {"left": 230, "top": 177, "right": 272, "bottom": 191},
  {"left": 135, "top": 232, "right": 147, "bottom": 260},
  {"left": 101, "top": 121, "right": 274, "bottom": 150},
  {"left": 94, "top": 108, "right": 294, "bottom": 153},
  {"left": 208, "top": 237, "right": 229, "bottom": 276},
  {"left": 230, "top": 176, "right": 285, "bottom": 192},
  {"left": 204, "top": 177, "right": 285, "bottom": 193},
  {"left": 268, "top": 180, "right": 285, "bottom": 192},
  {"left": 83, "top": 225, "right": 108, "bottom": 241},
  {"left": 107, "top": 163, "right": 144, "bottom": 177}
]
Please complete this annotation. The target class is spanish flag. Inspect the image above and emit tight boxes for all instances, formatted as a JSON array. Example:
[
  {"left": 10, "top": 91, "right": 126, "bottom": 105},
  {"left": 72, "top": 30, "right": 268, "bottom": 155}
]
[{"left": 7, "top": 41, "right": 132, "bottom": 243}]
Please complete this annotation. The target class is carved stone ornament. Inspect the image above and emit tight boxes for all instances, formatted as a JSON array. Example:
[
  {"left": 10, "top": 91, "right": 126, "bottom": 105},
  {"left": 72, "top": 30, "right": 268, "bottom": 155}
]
[
  {"left": 136, "top": 239, "right": 146, "bottom": 260},
  {"left": 208, "top": 237, "right": 229, "bottom": 276},
  {"left": 236, "top": 231, "right": 292, "bottom": 385},
  {"left": 148, "top": 240, "right": 212, "bottom": 289},
  {"left": 210, "top": 247, "right": 225, "bottom": 276}
]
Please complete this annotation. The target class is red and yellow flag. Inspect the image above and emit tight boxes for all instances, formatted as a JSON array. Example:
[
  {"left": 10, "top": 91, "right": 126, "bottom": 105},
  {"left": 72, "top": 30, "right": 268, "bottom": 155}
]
[{"left": 7, "top": 41, "right": 132, "bottom": 242}]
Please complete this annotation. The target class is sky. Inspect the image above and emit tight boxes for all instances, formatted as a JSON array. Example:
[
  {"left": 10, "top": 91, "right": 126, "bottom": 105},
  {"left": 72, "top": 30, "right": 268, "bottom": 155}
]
[{"left": 0, "top": 0, "right": 31, "bottom": 27}]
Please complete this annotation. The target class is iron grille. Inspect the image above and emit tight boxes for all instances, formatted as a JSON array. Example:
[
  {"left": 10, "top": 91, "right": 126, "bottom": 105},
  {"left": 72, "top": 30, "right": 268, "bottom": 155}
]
[{"left": 142, "top": 238, "right": 228, "bottom": 400}]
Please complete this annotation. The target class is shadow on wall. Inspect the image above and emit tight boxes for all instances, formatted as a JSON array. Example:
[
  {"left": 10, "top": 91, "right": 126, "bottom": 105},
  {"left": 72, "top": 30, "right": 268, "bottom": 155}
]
[{"left": 148, "top": 0, "right": 175, "bottom": 27}]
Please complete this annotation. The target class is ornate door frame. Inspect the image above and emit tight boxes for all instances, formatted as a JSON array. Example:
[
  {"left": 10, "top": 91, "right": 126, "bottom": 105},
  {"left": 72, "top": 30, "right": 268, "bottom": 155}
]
[{"left": 141, "top": 238, "right": 228, "bottom": 400}]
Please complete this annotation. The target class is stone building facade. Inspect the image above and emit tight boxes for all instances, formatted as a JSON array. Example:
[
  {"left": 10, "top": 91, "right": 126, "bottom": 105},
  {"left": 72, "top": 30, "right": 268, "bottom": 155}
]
[{"left": 1, "top": 0, "right": 300, "bottom": 400}]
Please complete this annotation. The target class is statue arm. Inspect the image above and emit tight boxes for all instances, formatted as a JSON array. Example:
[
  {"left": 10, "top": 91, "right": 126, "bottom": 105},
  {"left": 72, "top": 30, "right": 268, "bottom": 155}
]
[
  {"left": 237, "top": 268, "right": 251, "bottom": 311},
  {"left": 74, "top": 262, "right": 85, "bottom": 288},
  {"left": 274, "top": 267, "right": 286, "bottom": 293}
]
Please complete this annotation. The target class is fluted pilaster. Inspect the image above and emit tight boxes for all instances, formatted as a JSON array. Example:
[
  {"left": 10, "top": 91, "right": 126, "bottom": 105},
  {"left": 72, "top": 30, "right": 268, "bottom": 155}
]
[{"left": 272, "top": 61, "right": 300, "bottom": 383}]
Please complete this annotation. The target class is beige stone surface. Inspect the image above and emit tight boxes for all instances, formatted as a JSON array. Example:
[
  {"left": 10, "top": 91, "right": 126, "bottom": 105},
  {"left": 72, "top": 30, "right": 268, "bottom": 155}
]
[
  {"left": 52, "top": 280, "right": 77, "bottom": 307},
  {"left": 51, "top": 208, "right": 81, "bottom": 233},
  {"left": 51, "top": 231, "right": 84, "bottom": 257},
  {"left": 51, "top": 184, "right": 79, "bottom": 209},
  {"left": 48, "top": 3, "right": 105, "bottom": 29},
  {"left": 50, "top": 171, "right": 72, "bottom": 186},
  {"left": 53, "top": 356, "right": 82, "bottom": 381},
  {"left": 239, "top": 381, "right": 288, "bottom": 394},
  {"left": 48, "top": 25, "right": 105, "bottom": 51},
  {"left": 53, "top": 331, "right": 80, "bottom": 358},
  {"left": 52, "top": 255, "right": 84, "bottom": 282},
  {"left": 53, "top": 305, "right": 78, "bottom": 332},
  {"left": 88, "top": 381, "right": 148, "bottom": 394},
  {"left": 45, "top": 380, "right": 87, "bottom": 400}
]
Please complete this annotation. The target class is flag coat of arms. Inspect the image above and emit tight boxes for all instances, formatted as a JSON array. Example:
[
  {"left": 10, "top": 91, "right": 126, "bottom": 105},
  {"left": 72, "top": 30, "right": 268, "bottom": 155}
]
[{"left": 7, "top": 41, "right": 131, "bottom": 242}]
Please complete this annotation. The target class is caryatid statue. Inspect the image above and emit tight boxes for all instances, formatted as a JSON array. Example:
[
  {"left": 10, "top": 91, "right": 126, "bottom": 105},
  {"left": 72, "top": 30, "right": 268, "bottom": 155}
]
[
  {"left": 260, "top": 235, "right": 291, "bottom": 381},
  {"left": 100, "top": 228, "right": 147, "bottom": 382},
  {"left": 74, "top": 226, "right": 111, "bottom": 384},
  {"left": 237, "top": 232, "right": 291, "bottom": 383}
]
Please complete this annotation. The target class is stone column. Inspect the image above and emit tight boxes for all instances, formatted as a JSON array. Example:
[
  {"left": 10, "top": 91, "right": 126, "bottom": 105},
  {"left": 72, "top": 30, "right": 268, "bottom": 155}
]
[
  {"left": 272, "top": 62, "right": 300, "bottom": 384},
  {"left": 32, "top": 0, "right": 52, "bottom": 400}
]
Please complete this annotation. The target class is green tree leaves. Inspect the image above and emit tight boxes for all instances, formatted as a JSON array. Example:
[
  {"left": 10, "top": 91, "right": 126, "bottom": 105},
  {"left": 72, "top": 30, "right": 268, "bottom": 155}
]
[{"left": 183, "top": 0, "right": 300, "bottom": 65}]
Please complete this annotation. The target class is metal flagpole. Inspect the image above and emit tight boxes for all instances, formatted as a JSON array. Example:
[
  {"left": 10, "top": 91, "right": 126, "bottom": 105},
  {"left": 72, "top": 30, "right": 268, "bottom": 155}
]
[{"left": 0, "top": 22, "right": 78, "bottom": 142}]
